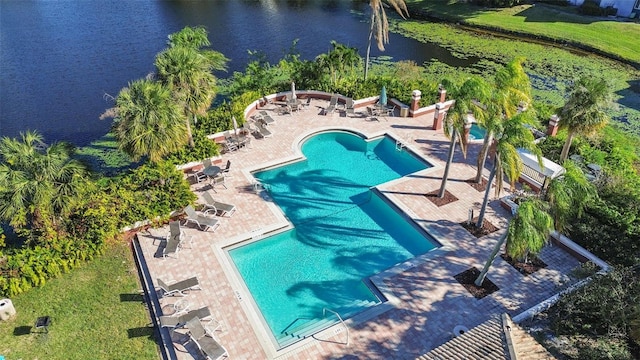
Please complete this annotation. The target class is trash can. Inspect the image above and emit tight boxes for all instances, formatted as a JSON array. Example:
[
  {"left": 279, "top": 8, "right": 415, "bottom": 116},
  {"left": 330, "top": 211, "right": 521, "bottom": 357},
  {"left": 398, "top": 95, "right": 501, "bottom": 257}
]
[
  {"left": 0, "top": 299, "right": 16, "bottom": 321},
  {"left": 400, "top": 105, "right": 409, "bottom": 118}
]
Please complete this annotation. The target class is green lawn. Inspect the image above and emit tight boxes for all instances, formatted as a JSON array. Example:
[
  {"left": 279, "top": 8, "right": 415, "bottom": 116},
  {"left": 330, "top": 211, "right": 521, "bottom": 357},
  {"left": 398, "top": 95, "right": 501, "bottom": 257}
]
[
  {"left": 407, "top": 0, "right": 640, "bottom": 65},
  {"left": 0, "top": 241, "right": 158, "bottom": 360}
]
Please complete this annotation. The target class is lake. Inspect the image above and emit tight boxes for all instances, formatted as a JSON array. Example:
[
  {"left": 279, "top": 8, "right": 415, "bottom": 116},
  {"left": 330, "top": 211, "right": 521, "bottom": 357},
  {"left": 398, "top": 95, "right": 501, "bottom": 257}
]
[{"left": 0, "top": 0, "right": 476, "bottom": 146}]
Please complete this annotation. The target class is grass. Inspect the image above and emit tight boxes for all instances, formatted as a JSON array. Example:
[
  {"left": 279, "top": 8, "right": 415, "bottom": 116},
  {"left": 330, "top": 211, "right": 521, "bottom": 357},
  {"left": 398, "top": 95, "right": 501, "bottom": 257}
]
[
  {"left": 0, "top": 240, "right": 158, "bottom": 360},
  {"left": 389, "top": 18, "right": 640, "bottom": 136},
  {"left": 406, "top": 0, "right": 640, "bottom": 66}
]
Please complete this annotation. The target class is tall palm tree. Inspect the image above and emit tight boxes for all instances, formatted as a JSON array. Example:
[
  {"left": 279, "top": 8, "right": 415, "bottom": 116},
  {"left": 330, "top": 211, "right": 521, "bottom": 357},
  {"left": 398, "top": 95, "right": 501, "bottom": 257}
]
[
  {"left": 364, "top": 0, "right": 409, "bottom": 80},
  {"left": 156, "top": 26, "right": 228, "bottom": 148},
  {"left": 113, "top": 79, "right": 187, "bottom": 163},
  {"left": 0, "top": 131, "right": 88, "bottom": 233},
  {"left": 167, "top": 26, "right": 229, "bottom": 73},
  {"left": 558, "top": 76, "right": 612, "bottom": 162},
  {"left": 475, "top": 110, "right": 541, "bottom": 229},
  {"left": 438, "top": 77, "right": 490, "bottom": 198},
  {"left": 544, "top": 160, "right": 596, "bottom": 233},
  {"left": 474, "top": 57, "right": 532, "bottom": 183},
  {"left": 475, "top": 198, "right": 554, "bottom": 286},
  {"left": 155, "top": 46, "right": 217, "bottom": 148}
]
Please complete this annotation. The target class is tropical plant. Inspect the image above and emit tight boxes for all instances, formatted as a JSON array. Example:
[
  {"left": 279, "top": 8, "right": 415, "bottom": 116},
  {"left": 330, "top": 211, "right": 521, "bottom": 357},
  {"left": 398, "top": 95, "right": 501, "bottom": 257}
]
[
  {"left": 475, "top": 110, "right": 541, "bottom": 228},
  {"left": 475, "top": 198, "right": 554, "bottom": 286},
  {"left": 156, "top": 26, "right": 228, "bottom": 148},
  {"left": 544, "top": 161, "right": 597, "bottom": 233},
  {"left": 316, "top": 41, "right": 362, "bottom": 86},
  {"left": 474, "top": 57, "right": 532, "bottom": 183},
  {"left": 438, "top": 77, "right": 490, "bottom": 198},
  {"left": 112, "top": 79, "right": 187, "bottom": 163},
  {"left": 558, "top": 76, "right": 612, "bottom": 162},
  {"left": 0, "top": 131, "right": 88, "bottom": 235},
  {"left": 364, "top": 0, "right": 409, "bottom": 80}
]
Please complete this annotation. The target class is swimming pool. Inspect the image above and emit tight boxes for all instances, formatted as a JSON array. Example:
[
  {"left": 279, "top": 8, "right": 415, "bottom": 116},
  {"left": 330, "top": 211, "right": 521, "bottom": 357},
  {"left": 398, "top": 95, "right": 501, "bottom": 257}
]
[
  {"left": 470, "top": 123, "right": 487, "bottom": 141},
  {"left": 228, "top": 131, "right": 438, "bottom": 346}
]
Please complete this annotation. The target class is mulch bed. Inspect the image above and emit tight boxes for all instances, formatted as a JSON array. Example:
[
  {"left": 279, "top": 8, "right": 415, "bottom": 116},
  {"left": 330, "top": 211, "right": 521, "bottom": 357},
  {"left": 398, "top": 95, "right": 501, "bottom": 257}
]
[
  {"left": 465, "top": 177, "right": 489, "bottom": 192},
  {"left": 501, "top": 254, "right": 548, "bottom": 276},
  {"left": 454, "top": 267, "right": 499, "bottom": 299},
  {"left": 425, "top": 189, "right": 458, "bottom": 207},
  {"left": 460, "top": 217, "right": 499, "bottom": 238}
]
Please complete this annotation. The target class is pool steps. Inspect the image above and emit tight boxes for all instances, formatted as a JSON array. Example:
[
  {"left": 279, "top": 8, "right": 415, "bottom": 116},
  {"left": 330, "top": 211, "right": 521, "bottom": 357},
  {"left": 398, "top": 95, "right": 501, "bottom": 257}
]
[{"left": 278, "top": 300, "right": 378, "bottom": 347}]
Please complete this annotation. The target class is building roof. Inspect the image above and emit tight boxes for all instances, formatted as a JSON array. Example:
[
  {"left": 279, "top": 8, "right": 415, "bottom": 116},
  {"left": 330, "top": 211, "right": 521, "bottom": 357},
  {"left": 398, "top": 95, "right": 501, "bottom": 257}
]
[
  {"left": 518, "top": 149, "right": 565, "bottom": 179},
  {"left": 417, "top": 314, "right": 555, "bottom": 360}
]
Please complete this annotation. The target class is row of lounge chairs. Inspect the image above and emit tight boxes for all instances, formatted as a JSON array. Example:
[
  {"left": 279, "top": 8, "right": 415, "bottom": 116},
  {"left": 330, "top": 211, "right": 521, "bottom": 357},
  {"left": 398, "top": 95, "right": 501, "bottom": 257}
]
[
  {"left": 156, "top": 276, "right": 227, "bottom": 359},
  {"left": 324, "top": 95, "right": 355, "bottom": 116}
]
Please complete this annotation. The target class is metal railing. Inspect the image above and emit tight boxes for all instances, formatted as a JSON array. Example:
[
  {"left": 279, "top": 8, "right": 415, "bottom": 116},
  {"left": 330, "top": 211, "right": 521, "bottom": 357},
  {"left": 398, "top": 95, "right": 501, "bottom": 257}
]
[{"left": 323, "top": 308, "right": 350, "bottom": 346}]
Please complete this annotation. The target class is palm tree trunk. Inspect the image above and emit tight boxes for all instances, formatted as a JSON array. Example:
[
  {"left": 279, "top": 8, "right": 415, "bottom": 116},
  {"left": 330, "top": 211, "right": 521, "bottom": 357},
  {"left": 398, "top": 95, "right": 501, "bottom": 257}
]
[
  {"left": 475, "top": 131, "right": 494, "bottom": 183},
  {"left": 476, "top": 160, "right": 498, "bottom": 229},
  {"left": 186, "top": 117, "right": 195, "bottom": 148},
  {"left": 364, "top": 12, "right": 375, "bottom": 81},
  {"left": 438, "top": 130, "right": 457, "bottom": 198},
  {"left": 559, "top": 130, "right": 575, "bottom": 162},
  {"left": 474, "top": 231, "right": 507, "bottom": 287}
]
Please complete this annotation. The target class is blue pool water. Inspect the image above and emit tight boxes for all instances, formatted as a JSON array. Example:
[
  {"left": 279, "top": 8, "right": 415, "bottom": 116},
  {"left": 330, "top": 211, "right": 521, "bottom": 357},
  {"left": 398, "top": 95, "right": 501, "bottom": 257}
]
[
  {"left": 228, "top": 132, "right": 438, "bottom": 345},
  {"left": 470, "top": 123, "right": 487, "bottom": 141}
]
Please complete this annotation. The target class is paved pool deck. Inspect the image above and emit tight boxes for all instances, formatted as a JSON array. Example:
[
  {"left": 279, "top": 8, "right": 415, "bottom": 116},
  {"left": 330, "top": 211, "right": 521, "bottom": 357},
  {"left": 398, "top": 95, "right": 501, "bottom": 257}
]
[{"left": 135, "top": 98, "right": 582, "bottom": 359}]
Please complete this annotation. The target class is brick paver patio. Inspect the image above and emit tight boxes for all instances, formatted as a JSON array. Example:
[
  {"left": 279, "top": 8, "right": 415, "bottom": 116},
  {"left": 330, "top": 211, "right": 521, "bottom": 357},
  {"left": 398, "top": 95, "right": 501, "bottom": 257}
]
[{"left": 135, "top": 98, "right": 581, "bottom": 359}]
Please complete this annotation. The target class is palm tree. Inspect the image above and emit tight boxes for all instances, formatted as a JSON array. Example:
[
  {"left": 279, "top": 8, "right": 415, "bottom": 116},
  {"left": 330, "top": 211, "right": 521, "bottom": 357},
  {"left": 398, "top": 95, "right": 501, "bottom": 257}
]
[
  {"left": 474, "top": 57, "right": 532, "bottom": 184},
  {"left": 156, "top": 26, "right": 228, "bottom": 148},
  {"left": 544, "top": 160, "right": 596, "bottom": 233},
  {"left": 0, "top": 131, "right": 88, "bottom": 233},
  {"left": 475, "top": 198, "right": 554, "bottom": 286},
  {"left": 155, "top": 46, "right": 217, "bottom": 148},
  {"left": 364, "top": 0, "right": 409, "bottom": 80},
  {"left": 438, "top": 77, "right": 490, "bottom": 198},
  {"left": 558, "top": 76, "right": 612, "bottom": 162},
  {"left": 317, "top": 41, "right": 362, "bottom": 86},
  {"left": 112, "top": 79, "right": 187, "bottom": 163},
  {"left": 475, "top": 110, "right": 541, "bottom": 229},
  {"left": 167, "top": 26, "right": 229, "bottom": 73}
]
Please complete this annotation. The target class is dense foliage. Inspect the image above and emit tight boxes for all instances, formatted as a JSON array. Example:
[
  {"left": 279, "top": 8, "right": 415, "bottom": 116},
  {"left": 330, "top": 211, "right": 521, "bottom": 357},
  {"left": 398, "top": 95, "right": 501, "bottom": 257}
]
[
  {"left": 0, "top": 160, "right": 194, "bottom": 297},
  {"left": 551, "top": 267, "right": 640, "bottom": 359}
]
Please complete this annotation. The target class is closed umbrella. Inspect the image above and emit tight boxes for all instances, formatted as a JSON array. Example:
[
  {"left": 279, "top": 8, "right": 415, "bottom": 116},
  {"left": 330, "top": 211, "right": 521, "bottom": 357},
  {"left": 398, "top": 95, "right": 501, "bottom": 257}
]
[
  {"left": 232, "top": 116, "right": 239, "bottom": 140},
  {"left": 379, "top": 85, "right": 387, "bottom": 106},
  {"left": 291, "top": 81, "right": 297, "bottom": 101}
]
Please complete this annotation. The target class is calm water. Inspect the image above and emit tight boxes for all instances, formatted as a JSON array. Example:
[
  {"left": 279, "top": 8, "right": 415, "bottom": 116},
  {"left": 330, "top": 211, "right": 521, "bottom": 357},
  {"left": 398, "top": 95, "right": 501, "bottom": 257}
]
[
  {"left": 0, "top": 0, "right": 476, "bottom": 146},
  {"left": 229, "top": 132, "right": 436, "bottom": 345}
]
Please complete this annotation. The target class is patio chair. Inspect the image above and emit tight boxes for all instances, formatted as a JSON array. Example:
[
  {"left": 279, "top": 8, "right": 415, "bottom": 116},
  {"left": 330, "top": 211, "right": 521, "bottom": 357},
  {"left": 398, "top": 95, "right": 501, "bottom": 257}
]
[
  {"left": 221, "top": 160, "right": 231, "bottom": 175},
  {"left": 324, "top": 95, "right": 338, "bottom": 115},
  {"left": 261, "top": 114, "right": 276, "bottom": 125},
  {"left": 189, "top": 158, "right": 213, "bottom": 184},
  {"left": 202, "top": 191, "right": 237, "bottom": 217},
  {"left": 186, "top": 317, "right": 228, "bottom": 360},
  {"left": 223, "top": 141, "right": 238, "bottom": 153},
  {"left": 256, "top": 121, "right": 273, "bottom": 138},
  {"left": 345, "top": 98, "right": 355, "bottom": 116},
  {"left": 209, "top": 175, "right": 227, "bottom": 192},
  {"left": 302, "top": 97, "right": 311, "bottom": 110},
  {"left": 156, "top": 276, "right": 201, "bottom": 298},
  {"left": 366, "top": 107, "right": 380, "bottom": 122},
  {"left": 183, "top": 205, "right": 221, "bottom": 232},
  {"left": 163, "top": 221, "right": 192, "bottom": 259},
  {"left": 159, "top": 306, "right": 212, "bottom": 330}
]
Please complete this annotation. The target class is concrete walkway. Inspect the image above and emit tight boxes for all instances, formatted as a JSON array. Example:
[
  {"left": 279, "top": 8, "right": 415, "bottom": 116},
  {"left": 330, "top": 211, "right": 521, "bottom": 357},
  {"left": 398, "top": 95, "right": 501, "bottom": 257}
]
[{"left": 135, "top": 98, "right": 581, "bottom": 360}]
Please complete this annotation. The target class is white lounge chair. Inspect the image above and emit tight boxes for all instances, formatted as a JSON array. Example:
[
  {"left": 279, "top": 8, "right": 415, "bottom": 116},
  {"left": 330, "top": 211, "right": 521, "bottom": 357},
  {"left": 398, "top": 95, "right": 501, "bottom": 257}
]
[
  {"left": 156, "top": 276, "right": 201, "bottom": 298},
  {"left": 186, "top": 317, "right": 228, "bottom": 360},
  {"left": 202, "top": 191, "right": 237, "bottom": 217},
  {"left": 159, "top": 306, "right": 213, "bottom": 331},
  {"left": 183, "top": 205, "right": 220, "bottom": 232},
  {"left": 324, "top": 95, "right": 338, "bottom": 115},
  {"left": 256, "top": 121, "right": 273, "bottom": 138}
]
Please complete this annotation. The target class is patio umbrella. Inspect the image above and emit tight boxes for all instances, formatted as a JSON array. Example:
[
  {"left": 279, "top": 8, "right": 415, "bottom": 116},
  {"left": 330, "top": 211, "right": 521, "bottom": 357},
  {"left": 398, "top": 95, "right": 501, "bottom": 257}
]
[
  {"left": 291, "top": 81, "right": 297, "bottom": 101},
  {"left": 232, "top": 116, "right": 239, "bottom": 140},
  {"left": 379, "top": 85, "right": 387, "bottom": 106}
]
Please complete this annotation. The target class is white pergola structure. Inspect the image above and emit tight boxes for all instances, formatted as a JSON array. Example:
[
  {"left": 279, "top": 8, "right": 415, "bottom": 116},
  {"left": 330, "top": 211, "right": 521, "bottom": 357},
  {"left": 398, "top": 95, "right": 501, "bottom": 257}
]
[{"left": 517, "top": 149, "right": 566, "bottom": 191}]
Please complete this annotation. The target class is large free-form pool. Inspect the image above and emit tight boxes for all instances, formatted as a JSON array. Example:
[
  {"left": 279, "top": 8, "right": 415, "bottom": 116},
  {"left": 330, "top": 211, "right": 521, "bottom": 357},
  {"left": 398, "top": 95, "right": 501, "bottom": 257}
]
[{"left": 228, "top": 131, "right": 438, "bottom": 346}]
